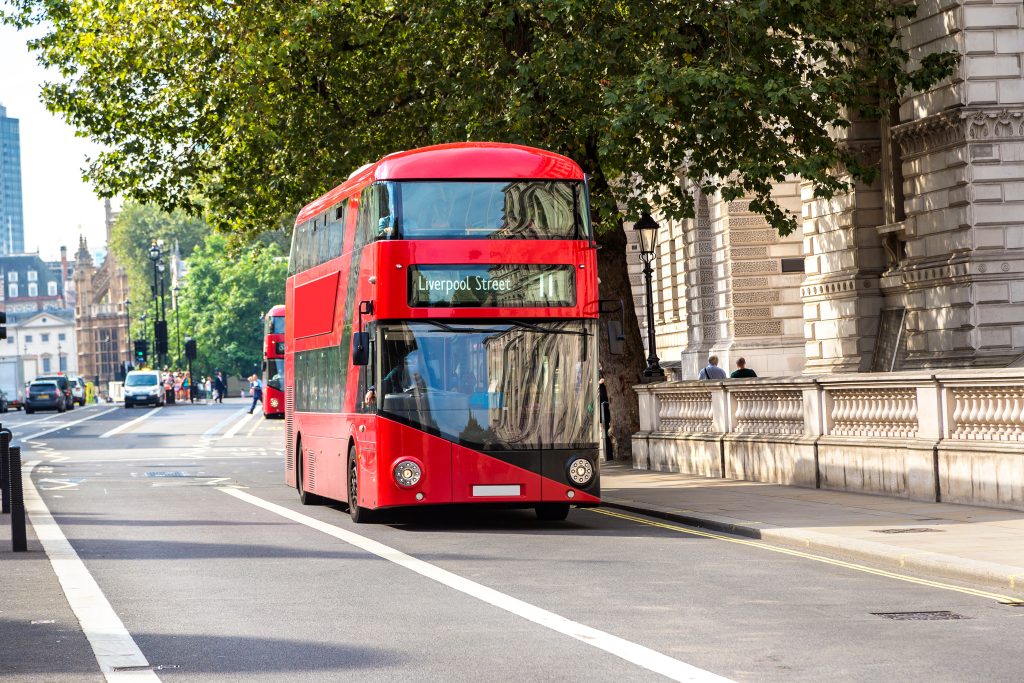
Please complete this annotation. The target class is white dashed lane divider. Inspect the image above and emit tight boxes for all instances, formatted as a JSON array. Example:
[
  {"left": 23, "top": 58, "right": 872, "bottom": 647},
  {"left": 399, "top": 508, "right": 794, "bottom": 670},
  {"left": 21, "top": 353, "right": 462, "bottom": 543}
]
[
  {"left": 202, "top": 408, "right": 247, "bottom": 437},
  {"left": 221, "top": 411, "right": 256, "bottom": 439},
  {"left": 99, "top": 407, "right": 164, "bottom": 439},
  {"left": 21, "top": 407, "right": 121, "bottom": 442},
  {"left": 219, "top": 488, "right": 735, "bottom": 683},
  {"left": 22, "top": 460, "right": 160, "bottom": 682}
]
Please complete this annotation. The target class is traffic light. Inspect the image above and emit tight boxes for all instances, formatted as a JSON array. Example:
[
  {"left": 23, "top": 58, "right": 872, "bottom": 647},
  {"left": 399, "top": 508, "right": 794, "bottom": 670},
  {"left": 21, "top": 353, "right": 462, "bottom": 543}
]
[
  {"left": 184, "top": 338, "right": 197, "bottom": 361},
  {"left": 134, "top": 340, "right": 148, "bottom": 366},
  {"left": 0, "top": 311, "right": 6, "bottom": 341},
  {"left": 154, "top": 320, "right": 168, "bottom": 355}
]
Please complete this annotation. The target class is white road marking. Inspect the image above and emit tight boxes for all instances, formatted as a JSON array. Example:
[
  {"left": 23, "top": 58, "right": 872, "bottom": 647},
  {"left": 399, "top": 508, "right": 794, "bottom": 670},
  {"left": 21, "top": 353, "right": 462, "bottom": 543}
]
[
  {"left": 99, "top": 407, "right": 163, "bottom": 439},
  {"left": 21, "top": 408, "right": 120, "bottom": 441},
  {"left": 202, "top": 408, "right": 247, "bottom": 437},
  {"left": 220, "top": 488, "right": 733, "bottom": 683},
  {"left": 222, "top": 411, "right": 256, "bottom": 439},
  {"left": 23, "top": 460, "right": 160, "bottom": 682}
]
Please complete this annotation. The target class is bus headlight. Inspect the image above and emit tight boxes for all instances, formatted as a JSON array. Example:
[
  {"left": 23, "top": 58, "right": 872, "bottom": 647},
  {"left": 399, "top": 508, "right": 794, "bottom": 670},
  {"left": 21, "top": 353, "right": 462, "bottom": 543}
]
[
  {"left": 567, "top": 458, "right": 594, "bottom": 486},
  {"left": 394, "top": 460, "right": 422, "bottom": 488},
  {"left": 270, "top": 398, "right": 279, "bottom": 408}
]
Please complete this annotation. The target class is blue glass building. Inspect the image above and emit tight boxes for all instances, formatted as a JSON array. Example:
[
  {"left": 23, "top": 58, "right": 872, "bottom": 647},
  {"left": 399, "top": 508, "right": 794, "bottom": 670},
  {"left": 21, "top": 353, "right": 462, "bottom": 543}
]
[{"left": 0, "top": 104, "right": 25, "bottom": 255}]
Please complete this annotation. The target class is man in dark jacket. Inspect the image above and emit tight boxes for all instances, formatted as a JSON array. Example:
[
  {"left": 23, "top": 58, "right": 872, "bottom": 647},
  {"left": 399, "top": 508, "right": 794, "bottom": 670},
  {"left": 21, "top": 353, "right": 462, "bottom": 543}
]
[
  {"left": 213, "top": 371, "right": 227, "bottom": 403},
  {"left": 730, "top": 357, "right": 758, "bottom": 379}
]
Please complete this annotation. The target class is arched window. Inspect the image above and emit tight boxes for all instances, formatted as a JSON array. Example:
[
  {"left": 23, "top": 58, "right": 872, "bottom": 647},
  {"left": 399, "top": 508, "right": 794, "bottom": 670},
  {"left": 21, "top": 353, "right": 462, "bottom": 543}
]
[
  {"left": 48, "top": 282, "right": 57, "bottom": 296},
  {"left": 7, "top": 284, "right": 17, "bottom": 298},
  {"left": 28, "top": 283, "right": 38, "bottom": 297}
]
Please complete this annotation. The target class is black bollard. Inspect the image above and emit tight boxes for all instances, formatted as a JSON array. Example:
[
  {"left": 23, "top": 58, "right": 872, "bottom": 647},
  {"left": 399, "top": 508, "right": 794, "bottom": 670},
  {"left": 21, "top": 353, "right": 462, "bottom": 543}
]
[
  {"left": 10, "top": 446, "right": 26, "bottom": 552},
  {"left": 0, "top": 427, "right": 10, "bottom": 514}
]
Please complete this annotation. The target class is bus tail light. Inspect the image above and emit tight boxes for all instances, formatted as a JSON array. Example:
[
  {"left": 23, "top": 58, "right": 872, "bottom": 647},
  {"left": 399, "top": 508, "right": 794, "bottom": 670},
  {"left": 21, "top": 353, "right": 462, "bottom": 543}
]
[
  {"left": 393, "top": 459, "right": 423, "bottom": 488},
  {"left": 567, "top": 457, "right": 594, "bottom": 487}
]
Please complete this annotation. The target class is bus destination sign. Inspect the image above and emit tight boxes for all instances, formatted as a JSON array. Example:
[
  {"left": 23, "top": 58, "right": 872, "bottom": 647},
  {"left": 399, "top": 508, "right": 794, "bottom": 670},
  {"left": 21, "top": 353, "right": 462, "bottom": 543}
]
[{"left": 409, "top": 264, "right": 576, "bottom": 307}]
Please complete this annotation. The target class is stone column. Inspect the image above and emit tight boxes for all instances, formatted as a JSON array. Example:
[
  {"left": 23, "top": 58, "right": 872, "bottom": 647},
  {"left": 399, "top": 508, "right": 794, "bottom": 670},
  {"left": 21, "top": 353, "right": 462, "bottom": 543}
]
[
  {"left": 801, "top": 120, "right": 887, "bottom": 373},
  {"left": 886, "top": 0, "right": 1024, "bottom": 368}
]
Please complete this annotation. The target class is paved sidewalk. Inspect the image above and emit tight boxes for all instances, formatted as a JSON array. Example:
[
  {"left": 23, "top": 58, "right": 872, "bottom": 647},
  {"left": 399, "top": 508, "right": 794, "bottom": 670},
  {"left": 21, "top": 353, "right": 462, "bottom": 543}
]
[
  {"left": 0, "top": 507, "right": 102, "bottom": 681},
  {"left": 600, "top": 463, "right": 1024, "bottom": 596}
]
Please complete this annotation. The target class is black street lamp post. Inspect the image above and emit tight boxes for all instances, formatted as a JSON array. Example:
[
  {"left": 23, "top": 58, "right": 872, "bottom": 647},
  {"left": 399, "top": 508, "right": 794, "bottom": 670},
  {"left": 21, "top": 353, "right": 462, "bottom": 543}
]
[
  {"left": 173, "top": 284, "right": 182, "bottom": 366},
  {"left": 140, "top": 312, "right": 148, "bottom": 366},
  {"left": 635, "top": 212, "right": 666, "bottom": 383},
  {"left": 124, "top": 298, "right": 132, "bottom": 371}
]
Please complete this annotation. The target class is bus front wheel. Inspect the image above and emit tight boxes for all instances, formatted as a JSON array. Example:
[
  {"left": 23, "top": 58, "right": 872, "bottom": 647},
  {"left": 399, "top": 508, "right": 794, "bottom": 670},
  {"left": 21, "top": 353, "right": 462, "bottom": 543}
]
[
  {"left": 347, "top": 446, "right": 375, "bottom": 523},
  {"left": 535, "top": 503, "right": 570, "bottom": 522}
]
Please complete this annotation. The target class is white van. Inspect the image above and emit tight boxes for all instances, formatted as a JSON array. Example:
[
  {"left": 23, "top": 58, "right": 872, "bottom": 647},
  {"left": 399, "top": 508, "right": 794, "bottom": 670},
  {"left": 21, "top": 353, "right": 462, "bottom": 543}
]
[{"left": 124, "top": 370, "right": 165, "bottom": 408}]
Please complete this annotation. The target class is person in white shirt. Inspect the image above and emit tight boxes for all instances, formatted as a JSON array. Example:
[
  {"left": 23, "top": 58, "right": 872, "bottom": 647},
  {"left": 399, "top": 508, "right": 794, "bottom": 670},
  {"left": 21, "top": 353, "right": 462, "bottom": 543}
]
[{"left": 247, "top": 374, "right": 264, "bottom": 414}]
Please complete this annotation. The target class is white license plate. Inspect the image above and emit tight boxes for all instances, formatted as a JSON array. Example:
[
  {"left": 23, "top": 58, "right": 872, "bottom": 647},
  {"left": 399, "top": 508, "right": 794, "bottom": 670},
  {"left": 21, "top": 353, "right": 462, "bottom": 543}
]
[{"left": 472, "top": 485, "right": 521, "bottom": 497}]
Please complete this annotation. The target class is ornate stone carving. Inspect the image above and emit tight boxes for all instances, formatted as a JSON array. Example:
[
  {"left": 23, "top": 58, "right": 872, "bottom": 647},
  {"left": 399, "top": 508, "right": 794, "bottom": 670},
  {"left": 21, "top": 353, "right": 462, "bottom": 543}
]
[
  {"left": 733, "top": 290, "right": 780, "bottom": 304},
  {"left": 892, "top": 108, "right": 1024, "bottom": 157},
  {"left": 734, "top": 320, "right": 783, "bottom": 337},
  {"left": 949, "top": 387, "right": 1024, "bottom": 442},
  {"left": 657, "top": 390, "right": 714, "bottom": 432},
  {"left": 734, "top": 307, "right": 773, "bottom": 320},
  {"left": 730, "top": 246, "right": 769, "bottom": 259},
  {"left": 829, "top": 388, "right": 918, "bottom": 439},
  {"left": 732, "top": 259, "right": 778, "bottom": 274},
  {"left": 734, "top": 390, "right": 804, "bottom": 435},
  {"left": 729, "top": 229, "right": 777, "bottom": 244},
  {"left": 733, "top": 277, "right": 771, "bottom": 289}
]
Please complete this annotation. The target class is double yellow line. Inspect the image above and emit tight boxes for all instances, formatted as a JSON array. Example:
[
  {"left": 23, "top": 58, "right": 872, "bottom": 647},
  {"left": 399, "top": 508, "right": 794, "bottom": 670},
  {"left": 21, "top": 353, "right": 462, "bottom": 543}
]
[{"left": 589, "top": 508, "right": 1023, "bottom": 605}]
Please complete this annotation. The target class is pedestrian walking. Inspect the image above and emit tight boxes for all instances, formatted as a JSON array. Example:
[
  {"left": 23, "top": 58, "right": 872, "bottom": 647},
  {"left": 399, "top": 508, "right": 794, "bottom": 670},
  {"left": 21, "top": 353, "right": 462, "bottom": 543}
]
[
  {"left": 247, "top": 374, "right": 263, "bottom": 414},
  {"left": 213, "top": 371, "right": 226, "bottom": 403},
  {"left": 697, "top": 355, "right": 728, "bottom": 380},
  {"left": 599, "top": 367, "right": 613, "bottom": 460},
  {"left": 730, "top": 357, "right": 757, "bottom": 379}
]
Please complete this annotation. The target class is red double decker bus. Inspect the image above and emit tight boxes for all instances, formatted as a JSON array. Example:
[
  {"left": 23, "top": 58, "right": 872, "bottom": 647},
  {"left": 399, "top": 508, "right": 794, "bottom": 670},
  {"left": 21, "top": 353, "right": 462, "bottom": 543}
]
[
  {"left": 262, "top": 305, "right": 286, "bottom": 418},
  {"left": 284, "top": 142, "right": 600, "bottom": 522}
]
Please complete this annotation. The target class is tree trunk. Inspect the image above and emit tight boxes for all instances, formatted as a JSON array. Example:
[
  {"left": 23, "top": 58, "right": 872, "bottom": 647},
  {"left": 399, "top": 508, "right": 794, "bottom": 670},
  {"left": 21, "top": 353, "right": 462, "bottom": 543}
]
[{"left": 595, "top": 220, "right": 647, "bottom": 461}]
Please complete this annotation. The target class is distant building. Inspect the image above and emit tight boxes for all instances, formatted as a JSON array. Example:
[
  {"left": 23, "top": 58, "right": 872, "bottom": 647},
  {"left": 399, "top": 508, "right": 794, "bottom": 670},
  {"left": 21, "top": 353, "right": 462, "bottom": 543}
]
[
  {"left": 0, "top": 252, "right": 67, "bottom": 314},
  {"left": 74, "top": 200, "right": 130, "bottom": 386},
  {"left": 0, "top": 309, "right": 77, "bottom": 383},
  {"left": 0, "top": 104, "right": 25, "bottom": 255}
]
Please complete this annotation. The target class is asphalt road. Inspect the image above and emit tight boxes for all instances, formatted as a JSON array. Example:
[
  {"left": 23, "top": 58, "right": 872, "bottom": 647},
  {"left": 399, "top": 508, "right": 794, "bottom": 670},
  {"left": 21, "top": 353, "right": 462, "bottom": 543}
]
[{"left": 3, "top": 400, "right": 1023, "bottom": 682}]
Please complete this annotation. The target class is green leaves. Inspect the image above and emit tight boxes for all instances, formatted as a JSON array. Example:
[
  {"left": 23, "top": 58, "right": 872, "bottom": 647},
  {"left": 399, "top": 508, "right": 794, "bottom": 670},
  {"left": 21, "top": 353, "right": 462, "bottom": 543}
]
[{"left": 5, "top": 0, "right": 955, "bottom": 242}]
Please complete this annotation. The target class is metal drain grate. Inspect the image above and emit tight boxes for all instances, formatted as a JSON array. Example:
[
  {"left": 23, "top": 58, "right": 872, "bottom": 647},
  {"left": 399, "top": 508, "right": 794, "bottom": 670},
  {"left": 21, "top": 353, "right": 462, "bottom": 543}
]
[
  {"left": 112, "top": 665, "right": 179, "bottom": 672},
  {"left": 872, "top": 527, "right": 944, "bottom": 534},
  {"left": 872, "top": 611, "right": 968, "bottom": 621}
]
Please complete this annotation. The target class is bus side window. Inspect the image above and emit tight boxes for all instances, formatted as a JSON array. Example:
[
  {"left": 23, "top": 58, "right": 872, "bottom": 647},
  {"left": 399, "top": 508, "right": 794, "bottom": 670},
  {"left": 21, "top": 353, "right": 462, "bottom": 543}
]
[{"left": 328, "top": 202, "right": 346, "bottom": 259}]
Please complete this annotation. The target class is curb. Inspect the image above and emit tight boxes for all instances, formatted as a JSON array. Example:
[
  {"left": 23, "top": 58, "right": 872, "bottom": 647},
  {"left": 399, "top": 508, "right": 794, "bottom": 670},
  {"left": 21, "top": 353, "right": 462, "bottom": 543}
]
[{"left": 601, "top": 497, "right": 1024, "bottom": 596}]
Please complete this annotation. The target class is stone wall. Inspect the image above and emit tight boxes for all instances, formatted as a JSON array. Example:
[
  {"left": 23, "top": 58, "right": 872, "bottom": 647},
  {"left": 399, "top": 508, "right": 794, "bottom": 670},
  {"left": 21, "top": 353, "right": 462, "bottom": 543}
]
[{"left": 632, "top": 369, "right": 1024, "bottom": 511}]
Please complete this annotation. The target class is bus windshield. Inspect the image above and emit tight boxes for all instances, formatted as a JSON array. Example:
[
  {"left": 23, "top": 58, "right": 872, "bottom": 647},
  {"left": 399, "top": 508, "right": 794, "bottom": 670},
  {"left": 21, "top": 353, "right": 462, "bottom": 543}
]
[
  {"left": 388, "top": 181, "right": 587, "bottom": 240},
  {"left": 376, "top": 320, "right": 597, "bottom": 450}
]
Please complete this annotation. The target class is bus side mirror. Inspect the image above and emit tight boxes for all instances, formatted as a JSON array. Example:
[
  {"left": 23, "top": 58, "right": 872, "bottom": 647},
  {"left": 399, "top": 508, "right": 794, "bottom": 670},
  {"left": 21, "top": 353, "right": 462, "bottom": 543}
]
[
  {"left": 607, "top": 321, "right": 624, "bottom": 356},
  {"left": 352, "top": 332, "right": 370, "bottom": 366}
]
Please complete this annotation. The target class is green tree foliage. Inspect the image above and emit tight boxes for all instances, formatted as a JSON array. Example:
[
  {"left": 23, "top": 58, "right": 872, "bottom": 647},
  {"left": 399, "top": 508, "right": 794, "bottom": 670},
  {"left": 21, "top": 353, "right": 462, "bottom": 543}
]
[
  {"left": 110, "top": 202, "right": 210, "bottom": 314},
  {"left": 177, "top": 233, "right": 288, "bottom": 378},
  {"left": 4, "top": 0, "right": 954, "bottom": 455},
  {"left": 5, "top": 0, "right": 954, "bottom": 237}
]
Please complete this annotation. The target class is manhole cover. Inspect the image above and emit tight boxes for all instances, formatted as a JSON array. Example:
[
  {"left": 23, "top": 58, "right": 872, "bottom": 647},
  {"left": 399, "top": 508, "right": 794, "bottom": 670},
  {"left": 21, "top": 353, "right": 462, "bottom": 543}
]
[
  {"left": 872, "top": 528, "right": 944, "bottom": 534},
  {"left": 872, "top": 611, "right": 968, "bottom": 621},
  {"left": 145, "top": 471, "right": 189, "bottom": 478}
]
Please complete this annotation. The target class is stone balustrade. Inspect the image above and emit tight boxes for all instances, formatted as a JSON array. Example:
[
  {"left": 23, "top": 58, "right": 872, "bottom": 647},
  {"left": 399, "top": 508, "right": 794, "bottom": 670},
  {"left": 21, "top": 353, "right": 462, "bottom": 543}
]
[{"left": 632, "top": 369, "right": 1024, "bottom": 511}]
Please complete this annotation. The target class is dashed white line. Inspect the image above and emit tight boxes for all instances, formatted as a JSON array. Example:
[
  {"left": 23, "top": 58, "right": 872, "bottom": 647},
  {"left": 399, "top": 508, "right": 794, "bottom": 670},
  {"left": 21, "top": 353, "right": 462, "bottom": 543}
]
[
  {"left": 23, "top": 460, "right": 159, "bottom": 682},
  {"left": 222, "top": 411, "right": 256, "bottom": 439},
  {"left": 21, "top": 408, "right": 121, "bottom": 442},
  {"left": 99, "top": 407, "right": 163, "bottom": 439},
  {"left": 219, "top": 488, "right": 734, "bottom": 683}
]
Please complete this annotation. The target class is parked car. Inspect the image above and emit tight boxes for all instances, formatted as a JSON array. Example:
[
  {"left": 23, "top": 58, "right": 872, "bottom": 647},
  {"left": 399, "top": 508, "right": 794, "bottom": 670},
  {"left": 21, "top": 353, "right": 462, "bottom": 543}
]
[
  {"left": 124, "top": 370, "right": 164, "bottom": 408},
  {"left": 34, "top": 374, "right": 74, "bottom": 411},
  {"left": 69, "top": 375, "right": 87, "bottom": 406},
  {"left": 25, "top": 380, "right": 66, "bottom": 414}
]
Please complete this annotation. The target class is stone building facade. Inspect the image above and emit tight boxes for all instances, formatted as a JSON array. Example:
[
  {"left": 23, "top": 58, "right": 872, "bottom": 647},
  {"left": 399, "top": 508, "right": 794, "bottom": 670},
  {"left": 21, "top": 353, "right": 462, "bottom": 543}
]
[
  {"left": 74, "top": 201, "right": 130, "bottom": 386},
  {"left": 632, "top": 0, "right": 1024, "bottom": 378}
]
